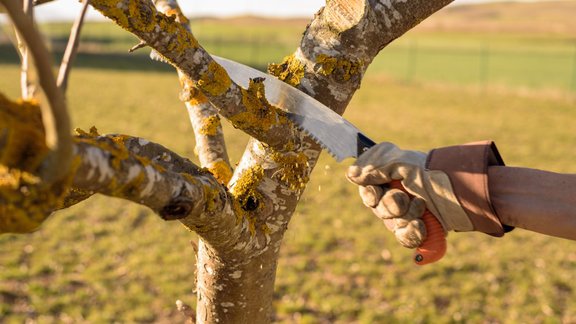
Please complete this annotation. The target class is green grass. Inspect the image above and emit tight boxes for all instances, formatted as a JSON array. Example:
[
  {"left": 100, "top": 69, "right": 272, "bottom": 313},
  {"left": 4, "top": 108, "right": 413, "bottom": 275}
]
[
  {"left": 5, "top": 19, "right": 574, "bottom": 93},
  {"left": 368, "top": 32, "right": 576, "bottom": 92},
  {"left": 1, "top": 17, "right": 576, "bottom": 323}
]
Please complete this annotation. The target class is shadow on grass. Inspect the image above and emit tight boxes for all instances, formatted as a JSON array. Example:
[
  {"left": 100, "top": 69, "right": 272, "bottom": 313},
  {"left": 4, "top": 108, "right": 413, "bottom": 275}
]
[
  {"left": 0, "top": 44, "right": 268, "bottom": 73},
  {"left": 0, "top": 44, "right": 172, "bottom": 72}
]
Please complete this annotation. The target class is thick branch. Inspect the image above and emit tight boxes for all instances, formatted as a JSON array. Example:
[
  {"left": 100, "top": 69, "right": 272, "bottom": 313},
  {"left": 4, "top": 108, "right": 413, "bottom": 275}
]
[
  {"left": 90, "top": 0, "right": 299, "bottom": 151},
  {"left": 71, "top": 132, "right": 222, "bottom": 220},
  {"left": 2, "top": 0, "right": 73, "bottom": 184},
  {"left": 229, "top": 0, "right": 459, "bottom": 247},
  {"left": 152, "top": 0, "right": 233, "bottom": 184}
]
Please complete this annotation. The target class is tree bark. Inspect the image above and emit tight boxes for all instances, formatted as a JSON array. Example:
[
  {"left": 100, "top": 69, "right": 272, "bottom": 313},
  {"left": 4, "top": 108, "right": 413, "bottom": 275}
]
[
  {"left": 0, "top": 0, "right": 456, "bottom": 322},
  {"left": 87, "top": 0, "right": 455, "bottom": 322}
]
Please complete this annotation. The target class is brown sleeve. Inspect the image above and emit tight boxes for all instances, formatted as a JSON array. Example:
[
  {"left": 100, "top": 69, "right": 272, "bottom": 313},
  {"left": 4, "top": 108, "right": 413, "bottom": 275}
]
[
  {"left": 488, "top": 166, "right": 576, "bottom": 240},
  {"left": 426, "top": 140, "right": 513, "bottom": 237}
]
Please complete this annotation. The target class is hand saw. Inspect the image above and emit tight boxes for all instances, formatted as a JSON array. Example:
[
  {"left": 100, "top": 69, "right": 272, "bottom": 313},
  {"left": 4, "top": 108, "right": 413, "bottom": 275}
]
[{"left": 213, "top": 56, "right": 446, "bottom": 265}]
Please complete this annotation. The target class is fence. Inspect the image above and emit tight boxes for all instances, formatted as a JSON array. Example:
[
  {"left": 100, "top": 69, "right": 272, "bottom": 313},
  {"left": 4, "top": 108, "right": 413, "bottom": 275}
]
[
  {"left": 1, "top": 30, "right": 575, "bottom": 95},
  {"left": 199, "top": 36, "right": 576, "bottom": 95}
]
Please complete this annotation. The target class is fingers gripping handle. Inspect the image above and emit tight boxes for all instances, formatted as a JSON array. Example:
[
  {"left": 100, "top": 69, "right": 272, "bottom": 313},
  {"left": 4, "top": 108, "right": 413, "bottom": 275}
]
[{"left": 389, "top": 180, "right": 447, "bottom": 265}]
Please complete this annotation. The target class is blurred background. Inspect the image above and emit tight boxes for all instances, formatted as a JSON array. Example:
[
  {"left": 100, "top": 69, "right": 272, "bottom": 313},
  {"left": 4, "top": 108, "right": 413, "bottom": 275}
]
[{"left": 1, "top": 0, "right": 575, "bottom": 323}]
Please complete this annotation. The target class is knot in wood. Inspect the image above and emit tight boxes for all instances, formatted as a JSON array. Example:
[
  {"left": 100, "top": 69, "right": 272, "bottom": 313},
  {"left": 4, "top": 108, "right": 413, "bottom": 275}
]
[{"left": 160, "top": 197, "right": 194, "bottom": 220}]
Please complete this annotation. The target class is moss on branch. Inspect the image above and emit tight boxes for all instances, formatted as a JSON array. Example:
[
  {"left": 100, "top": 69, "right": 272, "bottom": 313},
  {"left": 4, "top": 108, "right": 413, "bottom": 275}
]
[
  {"left": 0, "top": 94, "right": 72, "bottom": 234},
  {"left": 91, "top": 0, "right": 301, "bottom": 151}
]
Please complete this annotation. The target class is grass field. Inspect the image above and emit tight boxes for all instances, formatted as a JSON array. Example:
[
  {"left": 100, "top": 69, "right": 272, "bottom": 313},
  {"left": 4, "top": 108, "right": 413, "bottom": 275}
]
[{"left": 1, "top": 2, "right": 576, "bottom": 323}]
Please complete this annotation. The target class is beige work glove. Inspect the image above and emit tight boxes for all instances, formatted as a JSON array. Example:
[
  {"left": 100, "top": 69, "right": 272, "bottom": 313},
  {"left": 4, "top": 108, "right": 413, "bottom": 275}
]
[{"left": 346, "top": 142, "right": 473, "bottom": 248}]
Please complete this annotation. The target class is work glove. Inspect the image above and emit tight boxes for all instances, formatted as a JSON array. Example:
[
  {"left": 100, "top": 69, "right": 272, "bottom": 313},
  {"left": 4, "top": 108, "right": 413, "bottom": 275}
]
[{"left": 346, "top": 142, "right": 474, "bottom": 248}]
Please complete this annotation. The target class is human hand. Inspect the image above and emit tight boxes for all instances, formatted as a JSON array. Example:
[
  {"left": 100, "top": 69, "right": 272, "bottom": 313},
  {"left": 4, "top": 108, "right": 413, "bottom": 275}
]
[{"left": 346, "top": 142, "right": 473, "bottom": 248}]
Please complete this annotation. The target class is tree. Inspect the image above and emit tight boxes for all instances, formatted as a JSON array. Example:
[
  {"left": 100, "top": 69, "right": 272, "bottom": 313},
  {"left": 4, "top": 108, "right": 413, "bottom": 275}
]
[{"left": 0, "top": 0, "right": 453, "bottom": 322}]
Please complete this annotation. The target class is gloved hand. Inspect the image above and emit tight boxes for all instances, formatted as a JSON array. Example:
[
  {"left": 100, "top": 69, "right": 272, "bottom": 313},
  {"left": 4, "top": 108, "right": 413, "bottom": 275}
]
[{"left": 346, "top": 142, "right": 474, "bottom": 248}]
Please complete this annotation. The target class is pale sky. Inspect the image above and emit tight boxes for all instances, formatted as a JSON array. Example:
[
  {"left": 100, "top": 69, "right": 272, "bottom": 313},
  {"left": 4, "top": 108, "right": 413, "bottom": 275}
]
[{"left": 23, "top": 0, "right": 496, "bottom": 21}]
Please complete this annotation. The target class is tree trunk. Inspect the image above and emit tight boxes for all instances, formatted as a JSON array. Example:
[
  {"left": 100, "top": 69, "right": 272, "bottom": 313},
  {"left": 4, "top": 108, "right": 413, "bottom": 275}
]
[
  {"left": 196, "top": 240, "right": 279, "bottom": 322},
  {"left": 0, "top": 0, "right": 456, "bottom": 322}
]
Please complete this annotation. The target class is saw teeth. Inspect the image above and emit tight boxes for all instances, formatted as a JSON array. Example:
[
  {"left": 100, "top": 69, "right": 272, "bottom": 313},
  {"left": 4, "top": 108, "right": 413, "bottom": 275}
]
[{"left": 293, "top": 125, "right": 341, "bottom": 161}]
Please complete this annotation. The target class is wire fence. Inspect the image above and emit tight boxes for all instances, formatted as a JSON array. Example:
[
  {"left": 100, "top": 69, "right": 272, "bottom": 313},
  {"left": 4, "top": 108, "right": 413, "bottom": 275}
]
[
  {"left": 201, "top": 36, "right": 576, "bottom": 95},
  {"left": 373, "top": 40, "right": 576, "bottom": 94},
  {"left": 1, "top": 31, "right": 575, "bottom": 96}
]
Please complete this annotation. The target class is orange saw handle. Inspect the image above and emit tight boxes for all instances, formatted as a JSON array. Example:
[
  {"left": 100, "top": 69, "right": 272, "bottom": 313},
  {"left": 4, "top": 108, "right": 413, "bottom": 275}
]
[{"left": 389, "top": 180, "right": 447, "bottom": 265}]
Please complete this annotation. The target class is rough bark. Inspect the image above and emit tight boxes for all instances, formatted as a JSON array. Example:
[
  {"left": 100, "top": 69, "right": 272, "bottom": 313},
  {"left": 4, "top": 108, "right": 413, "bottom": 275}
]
[
  {"left": 0, "top": 0, "right": 456, "bottom": 322},
  {"left": 89, "top": 0, "right": 300, "bottom": 151},
  {"left": 202, "top": 0, "right": 455, "bottom": 321},
  {"left": 151, "top": 0, "right": 233, "bottom": 185}
]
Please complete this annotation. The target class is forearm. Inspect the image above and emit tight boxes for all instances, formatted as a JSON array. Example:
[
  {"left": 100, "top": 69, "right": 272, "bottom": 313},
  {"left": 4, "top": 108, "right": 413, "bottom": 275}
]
[{"left": 488, "top": 166, "right": 576, "bottom": 240}]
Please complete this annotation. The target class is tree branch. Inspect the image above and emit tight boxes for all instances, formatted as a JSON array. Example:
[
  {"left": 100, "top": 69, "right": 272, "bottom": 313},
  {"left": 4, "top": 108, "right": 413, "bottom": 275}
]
[
  {"left": 57, "top": 0, "right": 90, "bottom": 93},
  {"left": 2, "top": 0, "right": 73, "bottom": 184},
  {"left": 89, "top": 0, "right": 301, "bottom": 152},
  {"left": 71, "top": 132, "right": 223, "bottom": 221},
  {"left": 152, "top": 0, "right": 233, "bottom": 185},
  {"left": 10, "top": 0, "right": 35, "bottom": 99},
  {"left": 0, "top": 94, "right": 274, "bottom": 262}
]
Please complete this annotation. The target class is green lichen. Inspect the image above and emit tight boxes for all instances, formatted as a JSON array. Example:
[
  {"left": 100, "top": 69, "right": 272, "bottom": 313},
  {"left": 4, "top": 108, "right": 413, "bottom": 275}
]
[
  {"left": 315, "top": 53, "right": 363, "bottom": 81},
  {"left": 268, "top": 54, "right": 306, "bottom": 87}
]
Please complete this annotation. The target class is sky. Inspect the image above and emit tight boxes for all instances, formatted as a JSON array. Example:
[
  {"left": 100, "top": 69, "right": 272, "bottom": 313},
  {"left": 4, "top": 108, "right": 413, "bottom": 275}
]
[{"left": 18, "top": 0, "right": 500, "bottom": 22}]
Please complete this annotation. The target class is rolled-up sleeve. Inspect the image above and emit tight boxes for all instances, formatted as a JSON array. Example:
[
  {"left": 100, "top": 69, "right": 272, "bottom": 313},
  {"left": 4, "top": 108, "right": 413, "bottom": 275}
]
[{"left": 426, "top": 141, "right": 513, "bottom": 237}]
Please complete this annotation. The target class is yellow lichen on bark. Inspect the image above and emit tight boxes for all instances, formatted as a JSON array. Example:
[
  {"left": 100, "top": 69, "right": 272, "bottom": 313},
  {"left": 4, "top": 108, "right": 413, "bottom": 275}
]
[
  {"left": 270, "top": 151, "right": 310, "bottom": 190},
  {"left": 207, "top": 159, "right": 233, "bottom": 185},
  {"left": 199, "top": 115, "right": 221, "bottom": 136},
  {"left": 178, "top": 171, "right": 221, "bottom": 215},
  {"left": 127, "top": 0, "right": 156, "bottom": 33},
  {"left": 268, "top": 54, "right": 306, "bottom": 87},
  {"left": 0, "top": 95, "right": 47, "bottom": 170},
  {"left": 0, "top": 94, "right": 73, "bottom": 234},
  {"left": 186, "top": 92, "right": 209, "bottom": 106},
  {"left": 230, "top": 78, "right": 290, "bottom": 135},
  {"left": 75, "top": 129, "right": 156, "bottom": 182},
  {"left": 202, "top": 182, "right": 222, "bottom": 213},
  {"left": 315, "top": 54, "right": 363, "bottom": 81},
  {"left": 230, "top": 165, "right": 264, "bottom": 235},
  {"left": 164, "top": 7, "right": 189, "bottom": 25},
  {"left": 75, "top": 128, "right": 130, "bottom": 171},
  {"left": 91, "top": 0, "right": 199, "bottom": 56},
  {"left": 196, "top": 61, "right": 232, "bottom": 97},
  {"left": 179, "top": 75, "right": 209, "bottom": 104}
]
